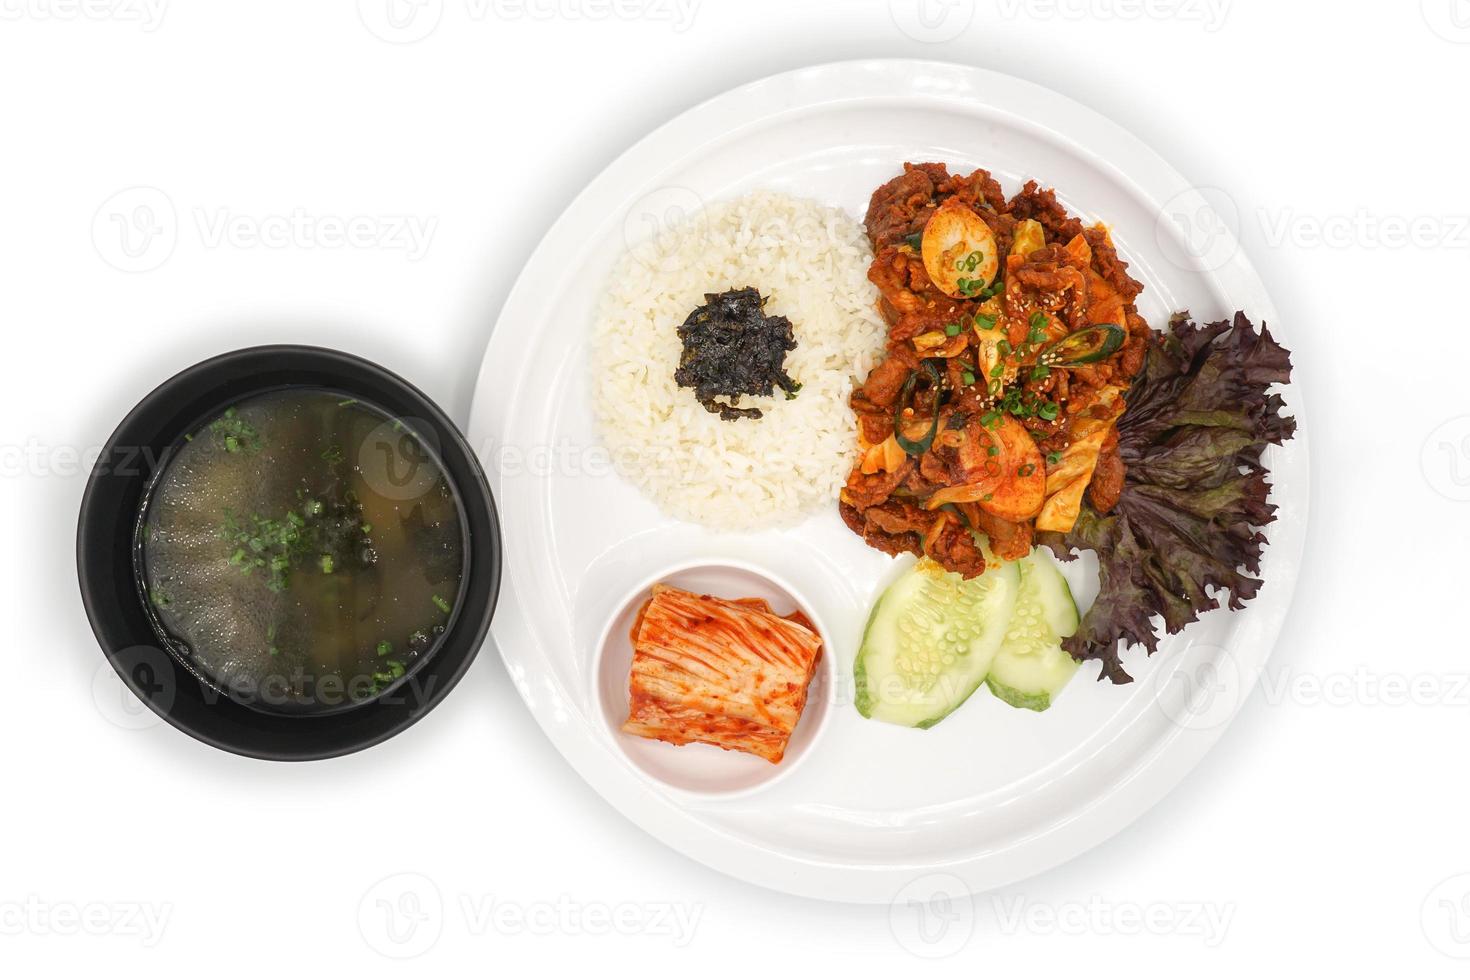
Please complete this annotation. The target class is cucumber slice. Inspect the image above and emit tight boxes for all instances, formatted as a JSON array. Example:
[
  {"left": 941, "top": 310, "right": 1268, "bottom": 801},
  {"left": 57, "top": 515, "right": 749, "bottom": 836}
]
[
  {"left": 986, "top": 552, "right": 1081, "bottom": 711},
  {"left": 855, "top": 558, "right": 1020, "bottom": 728}
]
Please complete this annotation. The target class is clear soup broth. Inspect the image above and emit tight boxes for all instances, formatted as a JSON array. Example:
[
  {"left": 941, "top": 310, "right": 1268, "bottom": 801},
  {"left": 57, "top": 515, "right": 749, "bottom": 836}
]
[{"left": 137, "top": 388, "right": 466, "bottom": 713}]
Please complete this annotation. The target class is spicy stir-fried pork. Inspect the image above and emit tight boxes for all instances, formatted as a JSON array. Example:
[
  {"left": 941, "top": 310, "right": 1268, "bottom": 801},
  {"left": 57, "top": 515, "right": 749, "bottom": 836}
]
[{"left": 840, "top": 163, "right": 1151, "bottom": 578}]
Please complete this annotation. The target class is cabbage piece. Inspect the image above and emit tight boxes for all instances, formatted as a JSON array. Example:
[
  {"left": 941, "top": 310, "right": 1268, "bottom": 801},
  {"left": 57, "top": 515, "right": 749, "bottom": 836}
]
[{"left": 1035, "top": 411, "right": 1118, "bottom": 534}]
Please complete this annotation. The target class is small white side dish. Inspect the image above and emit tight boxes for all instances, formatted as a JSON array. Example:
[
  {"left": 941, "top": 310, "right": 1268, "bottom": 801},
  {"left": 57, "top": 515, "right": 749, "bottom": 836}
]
[{"left": 591, "top": 561, "right": 834, "bottom": 798}]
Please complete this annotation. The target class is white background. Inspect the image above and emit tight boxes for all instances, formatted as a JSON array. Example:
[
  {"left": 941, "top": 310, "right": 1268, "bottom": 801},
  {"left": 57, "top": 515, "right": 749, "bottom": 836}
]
[{"left": 2, "top": 0, "right": 1468, "bottom": 974}]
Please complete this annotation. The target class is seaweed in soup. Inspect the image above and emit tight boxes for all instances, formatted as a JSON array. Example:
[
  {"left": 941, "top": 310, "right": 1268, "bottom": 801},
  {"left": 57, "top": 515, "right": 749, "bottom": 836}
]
[{"left": 138, "top": 390, "right": 467, "bottom": 714}]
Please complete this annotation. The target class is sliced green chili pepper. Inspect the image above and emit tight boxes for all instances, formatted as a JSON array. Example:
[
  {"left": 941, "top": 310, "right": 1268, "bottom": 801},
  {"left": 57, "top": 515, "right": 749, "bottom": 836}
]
[
  {"left": 1038, "top": 324, "right": 1126, "bottom": 366},
  {"left": 894, "top": 360, "right": 944, "bottom": 457}
]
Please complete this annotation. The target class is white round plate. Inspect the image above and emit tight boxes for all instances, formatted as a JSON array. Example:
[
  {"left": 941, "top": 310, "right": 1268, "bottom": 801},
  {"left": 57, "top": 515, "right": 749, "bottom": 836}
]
[{"left": 467, "top": 60, "right": 1308, "bottom": 903}]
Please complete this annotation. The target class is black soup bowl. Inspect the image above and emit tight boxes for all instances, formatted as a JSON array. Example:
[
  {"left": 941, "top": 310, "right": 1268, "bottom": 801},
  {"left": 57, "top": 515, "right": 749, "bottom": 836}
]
[{"left": 77, "top": 346, "right": 501, "bottom": 760}]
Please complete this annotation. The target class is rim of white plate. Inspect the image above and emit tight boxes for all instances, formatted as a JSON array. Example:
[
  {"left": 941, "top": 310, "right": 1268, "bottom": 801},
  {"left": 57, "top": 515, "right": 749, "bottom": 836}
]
[{"left": 466, "top": 59, "right": 1310, "bottom": 904}]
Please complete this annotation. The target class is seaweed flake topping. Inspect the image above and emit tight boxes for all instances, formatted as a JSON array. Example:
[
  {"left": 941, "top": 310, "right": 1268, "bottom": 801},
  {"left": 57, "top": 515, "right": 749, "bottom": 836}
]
[{"left": 673, "top": 287, "right": 801, "bottom": 421}]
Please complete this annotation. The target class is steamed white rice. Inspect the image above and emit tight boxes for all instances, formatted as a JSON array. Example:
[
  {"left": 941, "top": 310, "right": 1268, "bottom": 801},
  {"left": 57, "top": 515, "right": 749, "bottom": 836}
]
[{"left": 592, "top": 191, "right": 886, "bottom": 530}]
